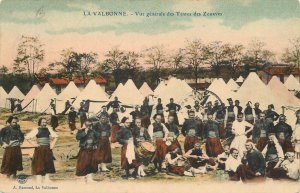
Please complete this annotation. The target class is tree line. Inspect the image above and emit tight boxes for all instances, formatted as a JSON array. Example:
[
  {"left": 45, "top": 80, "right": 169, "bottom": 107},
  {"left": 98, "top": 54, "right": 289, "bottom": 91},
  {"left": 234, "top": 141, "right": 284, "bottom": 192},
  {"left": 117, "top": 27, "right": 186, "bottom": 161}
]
[{"left": 1, "top": 35, "right": 300, "bottom": 91}]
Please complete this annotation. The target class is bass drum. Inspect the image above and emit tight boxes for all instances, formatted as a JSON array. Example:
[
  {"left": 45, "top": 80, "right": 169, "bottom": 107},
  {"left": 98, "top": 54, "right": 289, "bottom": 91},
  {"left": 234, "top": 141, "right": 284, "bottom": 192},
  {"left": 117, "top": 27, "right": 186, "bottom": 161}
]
[{"left": 136, "top": 141, "right": 156, "bottom": 160}]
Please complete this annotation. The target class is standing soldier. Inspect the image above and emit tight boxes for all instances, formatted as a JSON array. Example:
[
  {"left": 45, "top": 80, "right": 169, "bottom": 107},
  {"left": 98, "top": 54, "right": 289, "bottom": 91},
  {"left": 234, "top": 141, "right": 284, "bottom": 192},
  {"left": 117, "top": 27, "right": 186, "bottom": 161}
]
[
  {"left": 97, "top": 106, "right": 109, "bottom": 119},
  {"left": 25, "top": 117, "right": 58, "bottom": 183},
  {"left": 204, "top": 113, "right": 223, "bottom": 157},
  {"left": 234, "top": 100, "right": 243, "bottom": 116},
  {"left": 254, "top": 102, "right": 262, "bottom": 122},
  {"left": 140, "top": 99, "right": 152, "bottom": 128},
  {"left": 79, "top": 101, "right": 88, "bottom": 128},
  {"left": 225, "top": 98, "right": 235, "bottom": 139},
  {"left": 117, "top": 117, "right": 141, "bottom": 179},
  {"left": 265, "top": 104, "right": 279, "bottom": 124},
  {"left": 106, "top": 96, "right": 121, "bottom": 111},
  {"left": 94, "top": 115, "right": 112, "bottom": 172},
  {"left": 129, "top": 105, "right": 141, "bottom": 123},
  {"left": 110, "top": 107, "right": 120, "bottom": 144},
  {"left": 75, "top": 119, "right": 99, "bottom": 182},
  {"left": 0, "top": 116, "right": 24, "bottom": 178},
  {"left": 50, "top": 99, "right": 59, "bottom": 132},
  {"left": 252, "top": 112, "right": 274, "bottom": 151},
  {"left": 215, "top": 103, "right": 226, "bottom": 139},
  {"left": 166, "top": 98, "right": 181, "bottom": 125},
  {"left": 148, "top": 114, "right": 169, "bottom": 172},
  {"left": 165, "top": 115, "right": 182, "bottom": 154},
  {"left": 182, "top": 109, "right": 203, "bottom": 153},
  {"left": 68, "top": 107, "right": 78, "bottom": 134},
  {"left": 155, "top": 98, "right": 165, "bottom": 123},
  {"left": 244, "top": 101, "right": 255, "bottom": 124},
  {"left": 274, "top": 114, "right": 294, "bottom": 153}
]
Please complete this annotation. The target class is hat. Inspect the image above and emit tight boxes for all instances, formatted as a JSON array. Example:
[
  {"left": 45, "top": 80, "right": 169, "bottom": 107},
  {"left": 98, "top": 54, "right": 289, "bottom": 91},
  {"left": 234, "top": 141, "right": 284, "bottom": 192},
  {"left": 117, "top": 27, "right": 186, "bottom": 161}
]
[
  {"left": 185, "top": 105, "right": 192, "bottom": 109},
  {"left": 246, "top": 139, "right": 253, "bottom": 144},
  {"left": 247, "top": 101, "right": 252, "bottom": 105},
  {"left": 235, "top": 100, "right": 240, "bottom": 103},
  {"left": 227, "top": 98, "right": 233, "bottom": 102},
  {"left": 268, "top": 104, "right": 274, "bottom": 109},
  {"left": 121, "top": 117, "right": 129, "bottom": 123}
]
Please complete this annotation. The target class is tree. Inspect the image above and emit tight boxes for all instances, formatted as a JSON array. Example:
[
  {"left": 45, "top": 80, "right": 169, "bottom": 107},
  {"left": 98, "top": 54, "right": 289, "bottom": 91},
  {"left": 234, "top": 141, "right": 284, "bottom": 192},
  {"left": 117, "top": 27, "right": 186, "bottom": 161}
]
[
  {"left": 222, "top": 44, "right": 245, "bottom": 78},
  {"left": 143, "top": 46, "right": 169, "bottom": 85},
  {"left": 123, "top": 51, "right": 141, "bottom": 79},
  {"left": 182, "top": 39, "right": 210, "bottom": 83},
  {"left": 281, "top": 37, "right": 300, "bottom": 80},
  {"left": 243, "top": 39, "right": 275, "bottom": 69},
  {"left": 13, "top": 35, "right": 44, "bottom": 83},
  {"left": 168, "top": 48, "right": 184, "bottom": 74},
  {"left": 0, "top": 65, "right": 9, "bottom": 74},
  {"left": 101, "top": 48, "right": 127, "bottom": 85},
  {"left": 206, "top": 41, "right": 227, "bottom": 76},
  {"left": 49, "top": 49, "right": 98, "bottom": 82}
]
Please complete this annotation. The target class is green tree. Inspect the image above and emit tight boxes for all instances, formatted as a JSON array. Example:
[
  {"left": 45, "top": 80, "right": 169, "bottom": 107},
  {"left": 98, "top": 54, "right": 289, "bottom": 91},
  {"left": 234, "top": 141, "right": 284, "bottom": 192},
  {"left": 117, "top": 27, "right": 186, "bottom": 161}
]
[{"left": 13, "top": 35, "right": 44, "bottom": 83}]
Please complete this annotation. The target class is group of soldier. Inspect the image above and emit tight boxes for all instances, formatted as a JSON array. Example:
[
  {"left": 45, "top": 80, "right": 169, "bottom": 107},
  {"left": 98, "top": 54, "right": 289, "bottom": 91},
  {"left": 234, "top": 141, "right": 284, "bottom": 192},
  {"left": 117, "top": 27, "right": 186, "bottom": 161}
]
[{"left": 0, "top": 95, "right": 300, "bottom": 183}]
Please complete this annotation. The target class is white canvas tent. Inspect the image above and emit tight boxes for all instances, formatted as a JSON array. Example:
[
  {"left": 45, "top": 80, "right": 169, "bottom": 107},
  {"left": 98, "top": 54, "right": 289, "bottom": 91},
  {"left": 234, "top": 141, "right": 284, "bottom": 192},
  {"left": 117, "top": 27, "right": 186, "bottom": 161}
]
[
  {"left": 56, "top": 81, "right": 81, "bottom": 113},
  {"left": 114, "top": 79, "right": 144, "bottom": 106},
  {"left": 0, "top": 86, "right": 8, "bottom": 108},
  {"left": 236, "top": 76, "right": 244, "bottom": 83},
  {"left": 235, "top": 72, "right": 285, "bottom": 110},
  {"left": 268, "top": 76, "right": 300, "bottom": 107},
  {"left": 207, "top": 78, "right": 234, "bottom": 103},
  {"left": 139, "top": 82, "right": 154, "bottom": 97},
  {"left": 73, "top": 80, "right": 109, "bottom": 113},
  {"left": 34, "top": 83, "right": 57, "bottom": 113},
  {"left": 22, "top": 85, "right": 40, "bottom": 112},
  {"left": 284, "top": 75, "right": 300, "bottom": 91},
  {"left": 227, "top": 79, "right": 240, "bottom": 92},
  {"left": 110, "top": 83, "right": 124, "bottom": 99},
  {"left": 7, "top": 86, "right": 25, "bottom": 100}
]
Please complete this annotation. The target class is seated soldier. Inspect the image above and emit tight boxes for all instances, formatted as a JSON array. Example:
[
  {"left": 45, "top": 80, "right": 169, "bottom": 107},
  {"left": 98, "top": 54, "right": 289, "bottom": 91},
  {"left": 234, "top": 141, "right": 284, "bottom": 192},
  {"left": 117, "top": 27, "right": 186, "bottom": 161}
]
[
  {"left": 217, "top": 144, "right": 230, "bottom": 170},
  {"left": 165, "top": 146, "right": 195, "bottom": 177},
  {"left": 185, "top": 142, "right": 217, "bottom": 173},
  {"left": 268, "top": 152, "right": 300, "bottom": 180}
]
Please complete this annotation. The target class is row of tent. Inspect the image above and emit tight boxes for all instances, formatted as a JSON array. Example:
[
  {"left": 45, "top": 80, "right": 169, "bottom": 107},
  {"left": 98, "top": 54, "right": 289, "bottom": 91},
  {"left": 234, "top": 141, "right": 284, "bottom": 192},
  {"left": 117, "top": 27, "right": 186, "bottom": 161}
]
[{"left": 1, "top": 74, "right": 300, "bottom": 122}]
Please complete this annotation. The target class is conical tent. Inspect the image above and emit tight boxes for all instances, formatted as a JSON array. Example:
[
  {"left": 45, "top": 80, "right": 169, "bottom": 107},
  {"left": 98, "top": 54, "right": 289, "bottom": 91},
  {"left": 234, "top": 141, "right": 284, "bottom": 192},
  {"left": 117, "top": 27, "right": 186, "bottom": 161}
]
[
  {"left": 157, "top": 77, "right": 192, "bottom": 104},
  {"left": 284, "top": 75, "right": 300, "bottom": 91},
  {"left": 33, "top": 84, "right": 57, "bottom": 113},
  {"left": 154, "top": 80, "right": 167, "bottom": 96},
  {"left": 56, "top": 81, "right": 81, "bottom": 113},
  {"left": 110, "top": 83, "right": 124, "bottom": 99},
  {"left": 0, "top": 86, "right": 8, "bottom": 108},
  {"left": 236, "top": 76, "right": 244, "bottom": 83},
  {"left": 207, "top": 78, "right": 234, "bottom": 103},
  {"left": 73, "top": 80, "right": 109, "bottom": 113},
  {"left": 139, "top": 82, "right": 154, "bottom": 97},
  {"left": 7, "top": 86, "right": 25, "bottom": 100},
  {"left": 268, "top": 76, "right": 300, "bottom": 107},
  {"left": 22, "top": 85, "right": 40, "bottom": 112},
  {"left": 227, "top": 79, "right": 240, "bottom": 92},
  {"left": 115, "top": 79, "right": 144, "bottom": 106},
  {"left": 235, "top": 72, "right": 284, "bottom": 110}
]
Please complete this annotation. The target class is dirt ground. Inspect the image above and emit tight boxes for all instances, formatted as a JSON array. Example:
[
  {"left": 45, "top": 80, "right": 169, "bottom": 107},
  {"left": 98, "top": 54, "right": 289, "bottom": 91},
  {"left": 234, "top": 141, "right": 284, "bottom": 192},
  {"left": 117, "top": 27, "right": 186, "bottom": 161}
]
[{"left": 0, "top": 108, "right": 231, "bottom": 182}]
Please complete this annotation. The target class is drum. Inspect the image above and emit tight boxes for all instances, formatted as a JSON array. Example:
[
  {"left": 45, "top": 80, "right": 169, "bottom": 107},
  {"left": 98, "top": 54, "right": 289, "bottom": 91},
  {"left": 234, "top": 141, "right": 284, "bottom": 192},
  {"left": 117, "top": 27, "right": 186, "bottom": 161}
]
[{"left": 136, "top": 141, "right": 156, "bottom": 159}]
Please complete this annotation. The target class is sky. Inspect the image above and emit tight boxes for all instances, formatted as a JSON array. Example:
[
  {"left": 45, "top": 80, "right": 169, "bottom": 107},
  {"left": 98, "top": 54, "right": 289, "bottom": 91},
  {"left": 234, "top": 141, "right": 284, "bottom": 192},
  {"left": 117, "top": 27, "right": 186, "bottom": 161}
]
[{"left": 0, "top": 0, "right": 300, "bottom": 70}]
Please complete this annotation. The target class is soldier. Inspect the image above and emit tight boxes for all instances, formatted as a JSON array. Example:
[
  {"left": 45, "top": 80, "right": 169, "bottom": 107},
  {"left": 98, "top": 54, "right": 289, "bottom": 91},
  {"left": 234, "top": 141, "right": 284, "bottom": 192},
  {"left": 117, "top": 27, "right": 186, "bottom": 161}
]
[
  {"left": 140, "top": 99, "right": 152, "bottom": 128},
  {"left": 274, "top": 114, "right": 294, "bottom": 153},
  {"left": 75, "top": 119, "right": 99, "bottom": 182},
  {"left": 254, "top": 102, "right": 262, "bottom": 122},
  {"left": 93, "top": 115, "right": 112, "bottom": 172},
  {"left": 148, "top": 114, "right": 169, "bottom": 172},
  {"left": 265, "top": 104, "right": 279, "bottom": 124},
  {"left": 203, "top": 113, "right": 223, "bottom": 157},
  {"left": 252, "top": 112, "right": 274, "bottom": 151},
  {"left": 68, "top": 107, "right": 78, "bottom": 134},
  {"left": 25, "top": 117, "right": 58, "bottom": 183},
  {"left": 110, "top": 107, "right": 120, "bottom": 143},
  {"left": 129, "top": 105, "right": 141, "bottom": 123},
  {"left": 0, "top": 116, "right": 24, "bottom": 178},
  {"left": 106, "top": 96, "right": 121, "bottom": 111},
  {"left": 79, "top": 101, "right": 88, "bottom": 128},
  {"left": 182, "top": 109, "right": 203, "bottom": 152},
  {"left": 215, "top": 103, "right": 226, "bottom": 139},
  {"left": 166, "top": 98, "right": 181, "bottom": 125},
  {"left": 225, "top": 98, "right": 235, "bottom": 138},
  {"left": 116, "top": 117, "right": 141, "bottom": 179},
  {"left": 165, "top": 114, "right": 182, "bottom": 154},
  {"left": 155, "top": 98, "right": 165, "bottom": 123}
]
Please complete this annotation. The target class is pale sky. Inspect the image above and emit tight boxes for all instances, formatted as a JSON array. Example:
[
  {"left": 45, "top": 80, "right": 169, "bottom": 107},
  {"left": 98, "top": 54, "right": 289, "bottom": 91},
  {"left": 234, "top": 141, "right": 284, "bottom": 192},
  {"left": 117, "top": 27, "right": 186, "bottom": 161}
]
[{"left": 0, "top": 0, "right": 300, "bottom": 70}]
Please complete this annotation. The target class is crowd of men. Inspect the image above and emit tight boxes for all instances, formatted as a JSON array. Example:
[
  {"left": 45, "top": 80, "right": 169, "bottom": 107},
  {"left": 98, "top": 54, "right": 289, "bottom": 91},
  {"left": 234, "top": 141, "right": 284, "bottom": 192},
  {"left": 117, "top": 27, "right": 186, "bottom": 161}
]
[{"left": 0, "top": 95, "right": 300, "bottom": 183}]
